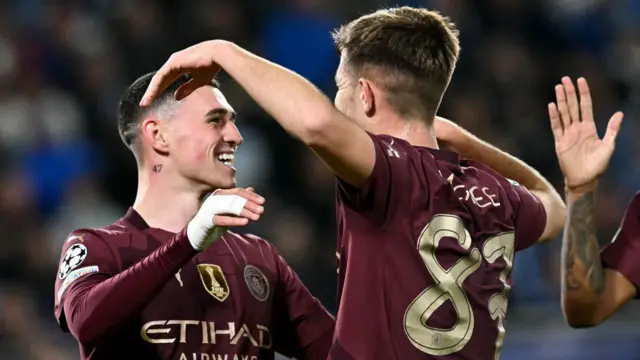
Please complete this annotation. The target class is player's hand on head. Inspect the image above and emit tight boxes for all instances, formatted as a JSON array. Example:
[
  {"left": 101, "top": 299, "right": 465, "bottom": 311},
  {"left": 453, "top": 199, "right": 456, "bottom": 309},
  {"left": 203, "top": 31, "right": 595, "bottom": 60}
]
[
  {"left": 548, "top": 77, "right": 623, "bottom": 192},
  {"left": 187, "top": 187, "right": 265, "bottom": 251},
  {"left": 139, "top": 40, "right": 225, "bottom": 106}
]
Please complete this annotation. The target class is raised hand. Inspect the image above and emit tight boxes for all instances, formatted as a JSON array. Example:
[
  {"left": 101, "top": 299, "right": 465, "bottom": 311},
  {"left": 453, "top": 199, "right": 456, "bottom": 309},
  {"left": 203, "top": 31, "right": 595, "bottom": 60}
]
[
  {"left": 210, "top": 187, "right": 265, "bottom": 227},
  {"left": 187, "top": 186, "right": 265, "bottom": 251},
  {"left": 548, "top": 77, "right": 623, "bottom": 191},
  {"left": 139, "top": 41, "right": 224, "bottom": 107}
]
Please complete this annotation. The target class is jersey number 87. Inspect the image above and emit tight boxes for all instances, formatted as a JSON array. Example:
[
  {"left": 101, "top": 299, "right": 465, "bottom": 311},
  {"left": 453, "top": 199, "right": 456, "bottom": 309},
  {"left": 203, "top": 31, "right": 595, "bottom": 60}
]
[{"left": 404, "top": 214, "right": 514, "bottom": 360}]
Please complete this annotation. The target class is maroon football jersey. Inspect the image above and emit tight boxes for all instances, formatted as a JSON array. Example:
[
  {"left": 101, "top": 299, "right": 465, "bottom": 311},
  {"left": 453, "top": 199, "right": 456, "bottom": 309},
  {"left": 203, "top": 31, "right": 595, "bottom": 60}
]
[
  {"left": 332, "top": 134, "right": 546, "bottom": 360},
  {"left": 54, "top": 209, "right": 334, "bottom": 360},
  {"left": 601, "top": 192, "right": 640, "bottom": 288}
]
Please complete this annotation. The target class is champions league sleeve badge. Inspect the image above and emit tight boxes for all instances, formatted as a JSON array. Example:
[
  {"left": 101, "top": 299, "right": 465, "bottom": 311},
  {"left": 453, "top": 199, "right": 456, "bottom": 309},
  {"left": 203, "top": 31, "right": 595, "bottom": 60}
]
[{"left": 59, "top": 244, "right": 88, "bottom": 279}]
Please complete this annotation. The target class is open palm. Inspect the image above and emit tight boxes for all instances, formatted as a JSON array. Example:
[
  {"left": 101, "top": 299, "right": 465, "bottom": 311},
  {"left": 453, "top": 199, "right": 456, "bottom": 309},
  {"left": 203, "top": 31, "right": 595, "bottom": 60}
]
[{"left": 549, "top": 77, "right": 623, "bottom": 190}]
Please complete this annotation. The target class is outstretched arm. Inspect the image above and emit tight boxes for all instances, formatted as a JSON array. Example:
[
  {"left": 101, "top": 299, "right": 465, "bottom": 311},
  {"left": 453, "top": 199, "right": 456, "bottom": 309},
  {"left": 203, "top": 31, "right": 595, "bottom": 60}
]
[
  {"left": 561, "top": 188, "right": 636, "bottom": 327},
  {"left": 435, "top": 116, "right": 566, "bottom": 241},
  {"left": 547, "top": 76, "right": 633, "bottom": 327},
  {"left": 141, "top": 41, "right": 375, "bottom": 187}
]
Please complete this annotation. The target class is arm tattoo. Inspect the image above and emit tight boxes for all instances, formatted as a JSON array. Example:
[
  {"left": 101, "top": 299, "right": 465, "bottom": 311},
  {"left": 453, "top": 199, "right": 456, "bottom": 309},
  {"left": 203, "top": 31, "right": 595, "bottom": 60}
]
[{"left": 563, "top": 190, "right": 605, "bottom": 294}]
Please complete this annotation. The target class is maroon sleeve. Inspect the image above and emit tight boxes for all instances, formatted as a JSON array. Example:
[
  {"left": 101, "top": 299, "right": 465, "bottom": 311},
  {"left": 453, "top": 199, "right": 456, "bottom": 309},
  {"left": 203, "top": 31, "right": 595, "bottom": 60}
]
[
  {"left": 336, "top": 133, "right": 411, "bottom": 224},
  {"left": 601, "top": 193, "right": 640, "bottom": 288},
  {"left": 53, "top": 228, "right": 198, "bottom": 344},
  {"left": 504, "top": 179, "right": 547, "bottom": 251},
  {"left": 266, "top": 241, "right": 334, "bottom": 360}
]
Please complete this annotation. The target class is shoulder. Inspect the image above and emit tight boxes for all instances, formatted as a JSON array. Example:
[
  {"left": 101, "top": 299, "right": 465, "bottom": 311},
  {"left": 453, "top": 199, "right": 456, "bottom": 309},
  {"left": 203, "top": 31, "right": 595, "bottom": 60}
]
[
  {"left": 225, "top": 231, "right": 274, "bottom": 250},
  {"left": 628, "top": 191, "right": 640, "bottom": 208},
  {"left": 223, "top": 231, "right": 288, "bottom": 268},
  {"left": 223, "top": 232, "right": 281, "bottom": 262},
  {"left": 464, "top": 159, "right": 526, "bottom": 194},
  {"left": 370, "top": 133, "right": 416, "bottom": 156},
  {"left": 618, "top": 191, "right": 640, "bottom": 230},
  {"left": 64, "top": 221, "right": 131, "bottom": 245}
]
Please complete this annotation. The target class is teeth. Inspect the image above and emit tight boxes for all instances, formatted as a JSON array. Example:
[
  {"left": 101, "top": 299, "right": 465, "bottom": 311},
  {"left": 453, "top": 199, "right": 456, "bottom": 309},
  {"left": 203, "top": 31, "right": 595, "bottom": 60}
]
[{"left": 216, "top": 153, "right": 234, "bottom": 165}]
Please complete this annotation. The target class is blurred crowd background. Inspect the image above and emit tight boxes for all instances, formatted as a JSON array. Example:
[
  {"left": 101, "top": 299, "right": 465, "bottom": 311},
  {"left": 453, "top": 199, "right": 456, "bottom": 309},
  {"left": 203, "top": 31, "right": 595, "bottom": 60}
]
[{"left": 0, "top": 0, "right": 638, "bottom": 359}]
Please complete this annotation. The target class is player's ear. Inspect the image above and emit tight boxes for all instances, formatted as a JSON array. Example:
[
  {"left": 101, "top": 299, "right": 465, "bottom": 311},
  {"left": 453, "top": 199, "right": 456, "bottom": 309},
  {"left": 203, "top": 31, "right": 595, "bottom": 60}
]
[
  {"left": 141, "top": 117, "right": 169, "bottom": 155},
  {"left": 358, "top": 78, "right": 375, "bottom": 117}
]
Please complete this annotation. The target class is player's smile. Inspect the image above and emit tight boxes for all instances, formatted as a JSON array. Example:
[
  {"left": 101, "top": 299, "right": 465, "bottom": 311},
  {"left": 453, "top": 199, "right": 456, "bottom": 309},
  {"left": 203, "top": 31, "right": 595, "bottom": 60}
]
[{"left": 215, "top": 150, "right": 236, "bottom": 173}]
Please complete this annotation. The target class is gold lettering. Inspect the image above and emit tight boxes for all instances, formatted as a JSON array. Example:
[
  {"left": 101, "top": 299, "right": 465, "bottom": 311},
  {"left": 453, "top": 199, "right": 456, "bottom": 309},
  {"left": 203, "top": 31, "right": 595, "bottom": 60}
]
[
  {"left": 256, "top": 324, "right": 272, "bottom": 349},
  {"left": 179, "top": 353, "right": 258, "bottom": 360},
  {"left": 468, "top": 186, "right": 486, "bottom": 207},
  {"left": 453, "top": 184, "right": 501, "bottom": 209},
  {"left": 167, "top": 320, "right": 199, "bottom": 344},
  {"left": 142, "top": 321, "right": 270, "bottom": 348},
  {"left": 453, "top": 185, "right": 466, "bottom": 201},
  {"left": 481, "top": 187, "right": 501, "bottom": 207},
  {"left": 230, "top": 324, "right": 258, "bottom": 347},
  {"left": 209, "top": 322, "right": 236, "bottom": 344},
  {"left": 202, "top": 321, "right": 209, "bottom": 344},
  {"left": 141, "top": 320, "right": 175, "bottom": 344}
]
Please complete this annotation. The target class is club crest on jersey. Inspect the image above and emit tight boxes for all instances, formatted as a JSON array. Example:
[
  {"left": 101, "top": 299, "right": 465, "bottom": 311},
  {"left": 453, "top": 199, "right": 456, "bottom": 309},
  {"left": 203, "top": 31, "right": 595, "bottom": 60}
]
[
  {"left": 244, "top": 265, "right": 269, "bottom": 302},
  {"left": 197, "top": 264, "right": 230, "bottom": 302},
  {"left": 58, "top": 243, "right": 88, "bottom": 279}
]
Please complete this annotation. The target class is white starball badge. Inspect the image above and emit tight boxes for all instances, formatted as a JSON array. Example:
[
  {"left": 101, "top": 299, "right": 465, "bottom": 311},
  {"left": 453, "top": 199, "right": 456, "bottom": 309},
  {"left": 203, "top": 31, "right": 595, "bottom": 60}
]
[{"left": 59, "top": 244, "right": 88, "bottom": 279}]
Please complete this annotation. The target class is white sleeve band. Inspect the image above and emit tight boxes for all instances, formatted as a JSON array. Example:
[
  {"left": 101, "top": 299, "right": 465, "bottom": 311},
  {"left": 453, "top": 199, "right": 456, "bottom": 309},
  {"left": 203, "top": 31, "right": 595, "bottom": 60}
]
[{"left": 186, "top": 194, "right": 248, "bottom": 251}]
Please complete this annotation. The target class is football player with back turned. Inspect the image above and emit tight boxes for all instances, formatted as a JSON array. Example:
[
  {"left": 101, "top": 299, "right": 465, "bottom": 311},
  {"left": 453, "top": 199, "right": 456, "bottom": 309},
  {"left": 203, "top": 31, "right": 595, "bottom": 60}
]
[
  {"left": 53, "top": 73, "right": 334, "bottom": 360},
  {"left": 140, "top": 6, "right": 566, "bottom": 360},
  {"left": 547, "top": 77, "right": 632, "bottom": 328}
]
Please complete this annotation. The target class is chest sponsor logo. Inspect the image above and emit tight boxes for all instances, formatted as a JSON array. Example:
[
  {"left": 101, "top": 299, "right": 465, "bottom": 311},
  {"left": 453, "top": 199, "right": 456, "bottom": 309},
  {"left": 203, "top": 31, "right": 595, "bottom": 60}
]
[
  {"left": 197, "top": 264, "right": 230, "bottom": 302},
  {"left": 140, "top": 320, "right": 272, "bottom": 349},
  {"left": 58, "top": 243, "right": 88, "bottom": 279},
  {"left": 243, "top": 265, "right": 269, "bottom": 302},
  {"left": 57, "top": 265, "right": 99, "bottom": 303}
]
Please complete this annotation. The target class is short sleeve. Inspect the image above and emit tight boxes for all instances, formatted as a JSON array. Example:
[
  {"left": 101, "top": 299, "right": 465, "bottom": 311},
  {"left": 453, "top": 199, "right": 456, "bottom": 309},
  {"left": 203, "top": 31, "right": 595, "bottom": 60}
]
[
  {"left": 269, "top": 245, "right": 334, "bottom": 360},
  {"left": 505, "top": 179, "right": 547, "bottom": 251},
  {"left": 336, "top": 133, "right": 411, "bottom": 224},
  {"left": 601, "top": 194, "right": 640, "bottom": 288},
  {"left": 54, "top": 230, "right": 118, "bottom": 330}
]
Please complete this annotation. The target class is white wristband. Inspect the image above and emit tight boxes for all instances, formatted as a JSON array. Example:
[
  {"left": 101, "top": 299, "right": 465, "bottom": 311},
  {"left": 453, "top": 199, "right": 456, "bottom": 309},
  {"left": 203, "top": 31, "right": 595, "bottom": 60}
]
[{"left": 186, "top": 194, "right": 248, "bottom": 251}]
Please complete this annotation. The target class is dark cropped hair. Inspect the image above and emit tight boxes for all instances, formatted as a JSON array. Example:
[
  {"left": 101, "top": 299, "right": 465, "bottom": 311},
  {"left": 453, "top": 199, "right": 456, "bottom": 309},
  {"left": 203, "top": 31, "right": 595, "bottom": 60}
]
[{"left": 117, "top": 72, "right": 219, "bottom": 151}]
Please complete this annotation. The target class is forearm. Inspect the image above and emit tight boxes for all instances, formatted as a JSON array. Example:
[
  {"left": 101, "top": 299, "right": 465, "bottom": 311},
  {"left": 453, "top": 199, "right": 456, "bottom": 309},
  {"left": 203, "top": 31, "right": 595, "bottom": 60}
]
[
  {"left": 451, "top": 128, "right": 551, "bottom": 192},
  {"left": 213, "top": 41, "right": 338, "bottom": 143},
  {"left": 561, "top": 188, "right": 606, "bottom": 320},
  {"left": 65, "top": 231, "right": 197, "bottom": 343}
]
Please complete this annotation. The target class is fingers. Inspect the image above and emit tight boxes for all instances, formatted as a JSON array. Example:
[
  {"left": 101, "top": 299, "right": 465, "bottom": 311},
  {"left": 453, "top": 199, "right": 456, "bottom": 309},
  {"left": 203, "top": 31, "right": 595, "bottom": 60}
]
[
  {"left": 213, "top": 197, "right": 265, "bottom": 226},
  {"left": 561, "top": 77, "right": 580, "bottom": 125},
  {"left": 175, "top": 76, "right": 211, "bottom": 101},
  {"left": 213, "top": 215, "right": 248, "bottom": 227},
  {"left": 603, "top": 111, "right": 624, "bottom": 146},
  {"left": 211, "top": 187, "right": 265, "bottom": 225},
  {"left": 175, "top": 78, "right": 198, "bottom": 101},
  {"left": 555, "top": 84, "right": 572, "bottom": 129},
  {"left": 140, "top": 55, "right": 182, "bottom": 106},
  {"left": 577, "top": 77, "right": 595, "bottom": 124},
  {"left": 214, "top": 187, "right": 265, "bottom": 205},
  {"left": 239, "top": 203, "right": 264, "bottom": 221},
  {"left": 548, "top": 102, "right": 564, "bottom": 139}
]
